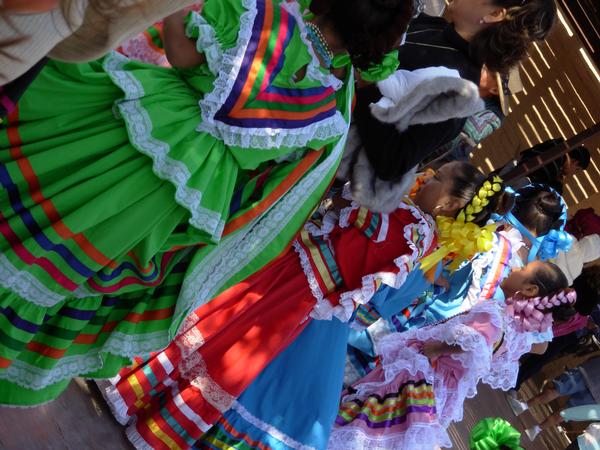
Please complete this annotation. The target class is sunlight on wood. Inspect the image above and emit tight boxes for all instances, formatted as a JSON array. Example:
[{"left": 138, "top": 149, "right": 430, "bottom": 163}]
[
  {"left": 540, "top": 97, "right": 567, "bottom": 138},
  {"left": 565, "top": 183, "right": 579, "bottom": 204},
  {"left": 517, "top": 123, "right": 533, "bottom": 147},
  {"left": 558, "top": 10, "right": 574, "bottom": 37},
  {"left": 520, "top": 65, "right": 535, "bottom": 88},
  {"left": 548, "top": 86, "right": 578, "bottom": 134},
  {"left": 524, "top": 113, "right": 543, "bottom": 142},
  {"left": 572, "top": 174, "right": 589, "bottom": 199},
  {"left": 529, "top": 57, "right": 543, "bottom": 79},
  {"left": 582, "top": 170, "right": 599, "bottom": 194},
  {"left": 561, "top": 76, "right": 596, "bottom": 123},
  {"left": 580, "top": 48, "right": 600, "bottom": 84},
  {"left": 533, "top": 42, "right": 551, "bottom": 70},
  {"left": 531, "top": 105, "right": 553, "bottom": 139},
  {"left": 589, "top": 155, "right": 600, "bottom": 179},
  {"left": 544, "top": 40, "right": 557, "bottom": 60}
]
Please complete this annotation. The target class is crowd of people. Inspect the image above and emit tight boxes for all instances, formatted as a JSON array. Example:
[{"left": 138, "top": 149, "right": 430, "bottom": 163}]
[{"left": 1, "top": 0, "right": 598, "bottom": 449}]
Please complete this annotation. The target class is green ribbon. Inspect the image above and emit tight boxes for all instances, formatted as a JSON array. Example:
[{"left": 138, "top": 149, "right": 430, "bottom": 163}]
[
  {"left": 469, "top": 418, "right": 524, "bottom": 450},
  {"left": 299, "top": 0, "right": 399, "bottom": 82},
  {"left": 331, "top": 50, "right": 400, "bottom": 82},
  {"left": 298, "top": 0, "right": 314, "bottom": 19},
  {"left": 357, "top": 50, "right": 400, "bottom": 82}
]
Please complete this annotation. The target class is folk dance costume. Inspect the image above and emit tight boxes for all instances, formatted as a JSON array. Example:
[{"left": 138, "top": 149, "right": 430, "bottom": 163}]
[
  {"left": 333, "top": 299, "right": 505, "bottom": 449},
  {"left": 0, "top": 0, "right": 365, "bottom": 405},
  {"left": 102, "top": 199, "right": 436, "bottom": 450},
  {"left": 333, "top": 289, "right": 576, "bottom": 450}
]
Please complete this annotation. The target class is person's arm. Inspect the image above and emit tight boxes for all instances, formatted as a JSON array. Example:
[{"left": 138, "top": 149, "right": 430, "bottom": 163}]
[
  {"left": 422, "top": 341, "right": 462, "bottom": 360},
  {"left": 163, "top": 9, "right": 206, "bottom": 68},
  {"left": 530, "top": 342, "right": 548, "bottom": 354}
]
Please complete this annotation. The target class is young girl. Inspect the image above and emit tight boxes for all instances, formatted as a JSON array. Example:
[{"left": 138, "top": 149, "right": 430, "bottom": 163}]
[
  {"left": 332, "top": 260, "right": 570, "bottom": 450},
  {"left": 345, "top": 184, "right": 570, "bottom": 381},
  {"left": 0, "top": 0, "right": 414, "bottom": 406},
  {"left": 100, "top": 161, "right": 500, "bottom": 450}
]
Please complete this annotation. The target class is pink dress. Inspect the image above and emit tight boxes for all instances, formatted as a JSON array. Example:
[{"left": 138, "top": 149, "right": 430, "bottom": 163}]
[{"left": 330, "top": 300, "right": 503, "bottom": 449}]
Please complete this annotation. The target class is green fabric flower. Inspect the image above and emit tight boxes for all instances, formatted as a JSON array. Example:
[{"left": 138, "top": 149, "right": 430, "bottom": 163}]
[
  {"left": 358, "top": 50, "right": 400, "bottom": 82},
  {"left": 332, "top": 50, "right": 400, "bottom": 83},
  {"left": 470, "top": 418, "right": 524, "bottom": 450}
]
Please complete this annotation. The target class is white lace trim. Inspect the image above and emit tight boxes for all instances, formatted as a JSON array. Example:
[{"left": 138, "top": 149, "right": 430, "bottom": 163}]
[
  {"left": 281, "top": 1, "right": 342, "bottom": 91},
  {"left": 101, "top": 382, "right": 132, "bottom": 425},
  {"left": 194, "top": 0, "right": 348, "bottom": 150},
  {"left": 0, "top": 330, "right": 168, "bottom": 391},
  {"left": 231, "top": 401, "right": 317, "bottom": 450},
  {"left": 177, "top": 350, "right": 235, "bottom": 412},
  {"left": 323, "top": 202, "right": 435, "bottom": 322},
  {"left": 103, "top": 51, "right": 225, "bottom": 240},
  {"left": 482, "top": 314, "right": 541, "bottom": 391},
  {"left": 0, "top": 253, "right": 66, "bottom": 306},
  {"left": 374, "top": 301, "right": 503, "bottom": 427},
  {"left": 125, "top": 419, "right": 154, "bottom": 450},
  {"left": 173, "top": 71, "right": 354, "bottom": 330},
  {"left": 328, "top": 423, "right": 450, "bottom": 450},
  {"left": 119, "top": 33, "right": 169, "bottom": 67},
  {"left": 0, "top": 395, "right": 59, "bottom": 409},
  {"left": 186, "top": 12, "right": 222, "bottom": 75},
  {"left": 464, "top": 237, "right": 496, "bottom": 307}
]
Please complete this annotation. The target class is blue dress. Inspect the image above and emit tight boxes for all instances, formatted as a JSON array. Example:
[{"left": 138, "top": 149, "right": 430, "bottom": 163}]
[{"left": 196, "top": 318, "right": 349, "bottom": 449}]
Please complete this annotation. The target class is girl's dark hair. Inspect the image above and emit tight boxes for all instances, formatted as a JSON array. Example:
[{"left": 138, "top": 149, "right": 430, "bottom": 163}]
[
  {"left": 513, "top": 185, "right": 563, "bottom": 236},
  {"left": 572, "top": 265, "right": 600, "bottom": 316},
  {"left": 469, "top": 0, "right": 557, "bottom": 72},
  {"left": 311, "top": 0, "right": 414, "bottom": 70},
  {"left": 448, "top": 163, "right": 515, "bottom": 226},
  {"left": 531, "top": 262, "right": 575, "bottom": 321}
]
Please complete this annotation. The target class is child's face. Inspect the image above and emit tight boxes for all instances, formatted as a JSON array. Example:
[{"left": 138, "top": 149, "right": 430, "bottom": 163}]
[
  {"left": 413, "top": 162, "right": 463, "bottom": 217},
  {"left": 501, "top": 260, "right": 546, "bottom": 298}
]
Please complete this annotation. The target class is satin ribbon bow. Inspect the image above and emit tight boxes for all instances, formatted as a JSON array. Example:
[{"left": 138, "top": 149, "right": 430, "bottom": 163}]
[
  {"left": 469, "top": 417, "right": 524, "bottom": 450},
  {"left": 538, "top": 229, "right": 573, "bottom": 260},
  {"left": 419, "top": 216, "right": 496, "bottom": 273}
]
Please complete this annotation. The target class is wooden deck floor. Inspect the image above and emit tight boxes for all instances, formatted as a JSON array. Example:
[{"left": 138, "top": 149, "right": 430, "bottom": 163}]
[{"left": 0, "top": 377, "right": 570, "bottom": 450}]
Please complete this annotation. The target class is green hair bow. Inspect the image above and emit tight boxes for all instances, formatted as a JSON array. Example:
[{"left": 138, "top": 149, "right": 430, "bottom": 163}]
[{"left": 469, "top": 418, "right": 523, "bottom": 450}]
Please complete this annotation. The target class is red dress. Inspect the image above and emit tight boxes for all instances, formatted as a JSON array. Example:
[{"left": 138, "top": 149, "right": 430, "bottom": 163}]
[{"left": 104, "top": 201, "right": 436, "bottom": 450}]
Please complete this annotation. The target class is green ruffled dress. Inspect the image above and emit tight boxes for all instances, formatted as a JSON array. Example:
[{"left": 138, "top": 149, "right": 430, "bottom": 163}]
[{"left": 0, "top": 0, "right": 354, "bottom": 405}]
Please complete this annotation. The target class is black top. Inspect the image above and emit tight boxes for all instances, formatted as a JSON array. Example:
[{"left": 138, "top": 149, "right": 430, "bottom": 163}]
[
  {"left": 519, "top": 138, "right": 566, "bottom": 194},
  {"left": 354, "top": 14, "right": 483, "bottom": 182},
  {"left": 399, "top": 14, "right": 480, "bottom": 83}
]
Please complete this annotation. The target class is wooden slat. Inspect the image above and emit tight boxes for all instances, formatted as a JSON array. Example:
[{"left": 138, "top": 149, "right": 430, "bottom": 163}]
[{"left": 472, "top": 4, "right": 600, "bottom": 211}]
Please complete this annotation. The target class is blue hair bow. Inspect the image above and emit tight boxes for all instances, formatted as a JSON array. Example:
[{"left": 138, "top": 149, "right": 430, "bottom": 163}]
[
  {"left": 492, "top": 184, "right": 573, "bottom": 262},
  {"left": 538, "top": 228, "right": 573, "bottom": 260}
]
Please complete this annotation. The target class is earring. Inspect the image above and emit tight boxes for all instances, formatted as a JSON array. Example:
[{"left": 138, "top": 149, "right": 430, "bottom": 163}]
[{"left": 479, "top": 18, "right": 485, "bottom": 24}]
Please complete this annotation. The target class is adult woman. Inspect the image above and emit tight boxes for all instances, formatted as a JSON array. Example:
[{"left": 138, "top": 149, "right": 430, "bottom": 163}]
[
  {"left": 0, "top": 0, "right": 413, "bottom": 406},
  {"left": 103, "top": 162, "right": 502, "bottom": 450},
  {"left": 352, "top": 0, "right": 557, "bottom": 188}
]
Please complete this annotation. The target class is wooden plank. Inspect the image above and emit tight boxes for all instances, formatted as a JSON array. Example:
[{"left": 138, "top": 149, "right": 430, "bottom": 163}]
[{"left": 0, "top": 380, "right": 132, "bottom": 450}]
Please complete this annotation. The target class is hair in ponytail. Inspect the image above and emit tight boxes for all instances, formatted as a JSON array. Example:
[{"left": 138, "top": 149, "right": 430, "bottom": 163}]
[
  {"left": 469, "top": 0, "right": 556, "bottom": 72},
  {"left": 507, "top": 287, "right": 576, "bottom": 333},
  {"left": 512, "top": 185, "right": 563, "bottom": 236},
  {"left": 451, "top": 168, "right": 514, "bottom": 226},
  {"left": 311, "top": 0, "right": 414, "bottom": 70}
]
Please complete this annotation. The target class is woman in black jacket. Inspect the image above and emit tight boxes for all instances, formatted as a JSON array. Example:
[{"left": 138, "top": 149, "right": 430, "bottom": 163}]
[{"left": 353, "top": 0, "right": 557, "bottom": 187}]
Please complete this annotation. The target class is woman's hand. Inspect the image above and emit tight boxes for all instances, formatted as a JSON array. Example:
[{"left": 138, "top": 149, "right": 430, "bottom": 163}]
[{"left": 163, "top": 8, "right": 206, "bottom": 68}]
